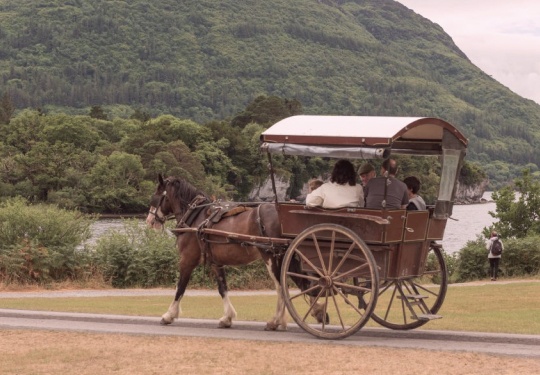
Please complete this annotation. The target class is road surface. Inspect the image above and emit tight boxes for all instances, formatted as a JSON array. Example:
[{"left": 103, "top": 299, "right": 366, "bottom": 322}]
[{"left": 1, "top": 308, "right": 539, "bottom": 358}]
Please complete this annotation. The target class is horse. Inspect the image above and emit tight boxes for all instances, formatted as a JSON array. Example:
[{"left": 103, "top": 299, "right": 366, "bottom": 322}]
[{"left": 146, "top": 174, "right": 294, "bottom": 330}]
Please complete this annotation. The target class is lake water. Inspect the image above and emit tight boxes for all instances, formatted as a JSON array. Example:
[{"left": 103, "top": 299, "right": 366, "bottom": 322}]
[
  {"left": 89, "top": 191, "right": 497, "bottom": 254},
  {"left": 442, "top": 191, "right": 496, "bottom": 254}
]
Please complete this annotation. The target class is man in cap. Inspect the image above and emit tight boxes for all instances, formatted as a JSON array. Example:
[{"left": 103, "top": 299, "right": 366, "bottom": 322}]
[{"left": 358, "top": 162, "right": 376, "bottom": 187}]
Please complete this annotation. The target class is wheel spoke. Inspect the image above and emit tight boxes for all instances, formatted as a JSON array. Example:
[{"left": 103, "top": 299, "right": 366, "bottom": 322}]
[
  {"left": 329, "top": 289, "right": 346, "bottom": 330},
  {"left": 412, "top": 282, "right": 440, "bottom": 297},
  {"left": 333, "top": 281, "right": 371, "bottom": 294},
  {"left": 281, "top": 224, "right": 379, "bottom": 339},
  {"left": 288, "top": 284, "right": 321, "bottom": 301},
  {"left": 301, "top": 287, "right": 326, "bottom": 322},
  {"left": 330, "top": 242, "right": 357, "bottom": 277},
  {"left": 311, "top": 233, "right": 328, "bottom": 275},
  {"left": 371, "top": 245, "right": 448, "bottom": 330},
  {"left": 292, "top": 246, "right": 325, "bottom": 278},
  {"left": 334, "top": 286, "right": 365, "bottom": 316},
  {"left": 382, "top": 281, "right": 398, "bottom": 320},
  {"left": 327, "top": 231, "right": 336, "bottom": 274},
  {"left": 333, "top": 262, "right": 370, "bottom": 279},
  {"left": 285, "top": 271, "right": 319, "bottom": 282}
]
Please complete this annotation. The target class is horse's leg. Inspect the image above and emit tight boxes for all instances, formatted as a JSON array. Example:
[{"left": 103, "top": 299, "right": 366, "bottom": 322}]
[
  {"left": 161, "top": 244, "right": 199, "bottom": 325},
  {"left": 161, "top": 266, "right": 194, "bottom": 325},
  {"left": 263, "top": 257, "right": 288, "bottom": 331},
  {"left": 309, "top": 296, "right": 330, "bottom": 324},
  {"left": 211, "top": 264, "right": 237, "bottom": 328}
]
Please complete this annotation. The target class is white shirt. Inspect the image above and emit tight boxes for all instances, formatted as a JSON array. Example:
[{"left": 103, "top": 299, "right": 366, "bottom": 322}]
[{"left": 305, "top": 182, "right": 364, "bottom": 209}]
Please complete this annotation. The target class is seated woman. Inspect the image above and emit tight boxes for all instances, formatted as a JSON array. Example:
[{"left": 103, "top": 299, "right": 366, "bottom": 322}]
[
  {"left": 306, "top": 159, "right": 364, "bottom": 209},
  {"left": 403, "top": 176, "right": 426, "bottom": 210}
]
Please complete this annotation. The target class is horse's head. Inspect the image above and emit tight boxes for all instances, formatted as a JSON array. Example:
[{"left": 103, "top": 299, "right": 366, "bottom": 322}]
[
  {"left": 146, "top": 174, "right": 210, "bottom": 230},
  {"left": 146, "top": 174, "right": 174, "bottom": 230}
]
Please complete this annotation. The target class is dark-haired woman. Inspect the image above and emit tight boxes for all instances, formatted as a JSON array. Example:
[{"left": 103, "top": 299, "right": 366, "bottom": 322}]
[
  {"left": 403, "top": 176, "right": 426, "bottom": 210},
  {"left": 305, "top": 159, "right": 364, "bottom": 209}
]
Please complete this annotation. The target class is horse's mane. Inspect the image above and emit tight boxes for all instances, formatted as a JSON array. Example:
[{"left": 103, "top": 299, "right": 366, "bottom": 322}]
[{"left": 165, "top": 176, "right": 210, "bottom": 207}]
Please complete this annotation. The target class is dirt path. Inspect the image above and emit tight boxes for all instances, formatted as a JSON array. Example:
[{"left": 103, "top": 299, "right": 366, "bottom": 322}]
[{"left": 1, "top": 280, "right": 540, "bottom": 374}]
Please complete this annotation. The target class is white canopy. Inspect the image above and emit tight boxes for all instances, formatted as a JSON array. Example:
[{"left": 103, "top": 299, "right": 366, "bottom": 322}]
[{"left": 260, "top": 115, "right": 468, "bottom": 151}]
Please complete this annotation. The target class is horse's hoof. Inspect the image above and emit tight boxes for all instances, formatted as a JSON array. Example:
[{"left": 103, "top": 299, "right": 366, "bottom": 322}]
[
  {"left": 314, "top": 311, "right": 330, "bottom": 324},
  {"left": 160, "top": 318, "right": 172, "bottom": 325},
  {"left": 264, "top": 322, "right": 278, "bottom": 331},
  {"left": 218, "top": 321, "right": 232, "bottom": 329}
]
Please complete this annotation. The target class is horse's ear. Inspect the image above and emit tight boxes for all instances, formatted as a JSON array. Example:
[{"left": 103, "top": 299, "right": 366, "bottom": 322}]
[{"left": 158, "top": 174, "right": 164, "bottom": 185}]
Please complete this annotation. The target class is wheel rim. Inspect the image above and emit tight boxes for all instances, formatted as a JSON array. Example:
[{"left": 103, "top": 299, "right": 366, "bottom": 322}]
[
  {"left": 370, "top": 244, "right": 448, "bottom": 330},
  {"left": 280, "top": 224, "right": 379, "bottom": 339}
]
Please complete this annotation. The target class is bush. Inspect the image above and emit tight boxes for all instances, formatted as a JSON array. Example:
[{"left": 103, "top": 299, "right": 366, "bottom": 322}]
[
  {"left": 92, "top": 219, "right": 276, "bottom": 289},
  {"left": 0, "top": 197, "right": 95, "bottom": 284},
  {"left": 455, "top": 237, "right": 489, "bottom": 281},
  {"left": 456, "top": 235, "right": 540, "bottom": 281},
  {"left": 92, "top": 220, "right": 178, "bottom": 288}
]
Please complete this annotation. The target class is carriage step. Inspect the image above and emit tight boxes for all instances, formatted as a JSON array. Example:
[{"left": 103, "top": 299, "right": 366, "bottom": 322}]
[{"left": 416, "top": 314, "right": 442, "bottom": 321}]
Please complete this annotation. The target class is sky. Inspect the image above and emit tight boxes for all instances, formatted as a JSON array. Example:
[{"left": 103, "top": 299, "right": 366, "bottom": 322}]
[{"left": 398, "top": 0, "right": 540, "bottom": 105}]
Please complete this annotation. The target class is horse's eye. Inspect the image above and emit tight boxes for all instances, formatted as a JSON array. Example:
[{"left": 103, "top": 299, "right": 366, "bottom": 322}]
[{"left": 150, "top": 196, "right": 160, "bottom": 206}]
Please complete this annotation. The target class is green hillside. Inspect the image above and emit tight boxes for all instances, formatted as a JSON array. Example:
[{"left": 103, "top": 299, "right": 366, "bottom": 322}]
[{"left": 0, "top": 0, "right": 539, "bottom": 186}]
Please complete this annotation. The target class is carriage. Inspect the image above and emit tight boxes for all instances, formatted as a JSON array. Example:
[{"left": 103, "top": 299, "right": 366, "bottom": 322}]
[{"left": 148, "top": 115, "right": 468, "bottom": 340}]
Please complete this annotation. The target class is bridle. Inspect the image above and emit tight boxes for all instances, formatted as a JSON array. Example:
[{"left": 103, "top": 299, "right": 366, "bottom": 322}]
[
  {"left": 148, "top": 178, "right": 214, "bottom": 228},
  {"left": 148, "top": 190, "right": 176, "bottom": 225}
]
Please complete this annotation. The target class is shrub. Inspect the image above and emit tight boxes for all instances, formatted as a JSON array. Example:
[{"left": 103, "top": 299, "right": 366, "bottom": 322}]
[
  {"left": 456, "top": 235, "right": 540, "bottom": 281},
  {"left": 92, "top": 219, "right": 275, "bottom": 289},
  {"left": 455, "top": 237, "right": 489, "bottom": 281},
  {"left": 92, "top": 220, "right": 178, "bottom": 287},
  {"left": 0, "top": 197, "right": 95, "bottom": 284}
]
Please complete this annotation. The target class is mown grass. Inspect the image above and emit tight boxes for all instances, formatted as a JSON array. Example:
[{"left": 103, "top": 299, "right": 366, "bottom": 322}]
[{"left": 1, "top": 281, "right": 539, "bottom": 335}]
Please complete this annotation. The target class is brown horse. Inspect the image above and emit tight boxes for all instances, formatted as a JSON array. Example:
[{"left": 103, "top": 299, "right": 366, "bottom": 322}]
[{"left": 146, "top": 174, "right": 291, "bottom": 330}]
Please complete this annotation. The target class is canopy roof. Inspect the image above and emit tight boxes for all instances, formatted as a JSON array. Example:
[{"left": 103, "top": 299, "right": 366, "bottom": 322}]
[{"left": 260, "top": 115, "right": 467, "bottom": 157}]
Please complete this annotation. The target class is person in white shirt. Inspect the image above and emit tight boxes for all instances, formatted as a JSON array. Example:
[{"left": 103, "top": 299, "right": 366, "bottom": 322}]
[{"left": 306, "top": 160, "right": 364, "bottom": 209}]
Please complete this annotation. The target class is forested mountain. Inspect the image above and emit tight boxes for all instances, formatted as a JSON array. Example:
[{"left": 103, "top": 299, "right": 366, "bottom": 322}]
[{"left": 0, "top": 0, "right": 539, "bottom": 187}]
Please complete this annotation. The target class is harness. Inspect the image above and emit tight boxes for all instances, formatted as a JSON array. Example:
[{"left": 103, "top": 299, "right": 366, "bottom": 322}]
[{"left": 152, "top": 190, "right": 282, "bottom": 270}]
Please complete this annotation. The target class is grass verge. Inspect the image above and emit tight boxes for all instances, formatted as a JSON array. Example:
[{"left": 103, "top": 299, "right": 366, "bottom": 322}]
[{"left": 1, "top": 280, "right": 539, "bottom": 334}]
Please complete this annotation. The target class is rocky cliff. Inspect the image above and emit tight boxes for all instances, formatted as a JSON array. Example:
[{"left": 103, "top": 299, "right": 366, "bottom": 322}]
[{"left": 454, "top": 178, "right": 490, "bottom": 204}]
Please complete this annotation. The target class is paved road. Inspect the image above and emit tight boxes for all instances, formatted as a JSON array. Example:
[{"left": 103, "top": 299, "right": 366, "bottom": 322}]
[
  {"left": 1, "top": 308, "right": 539, "bottom": 358},
  {"left": 1, "top": 282, "right": 539, "bottom": 358}
]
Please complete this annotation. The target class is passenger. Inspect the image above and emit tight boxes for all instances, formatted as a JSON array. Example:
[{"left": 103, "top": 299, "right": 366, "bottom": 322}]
[
  {"left": 403, "top": 176, "right": 426, "bottom": 210},
  {"left": 358, "top": 162, "right": 376, "bottom": 187},
  {"left": 364, "top": 159, "right": 409, "bottom": 209},
  {"left": 306, "top": 159, "right": 364, "bottom": 209},
  {"left": 308, "top": 178, "right": 324, "bottom": 193}
]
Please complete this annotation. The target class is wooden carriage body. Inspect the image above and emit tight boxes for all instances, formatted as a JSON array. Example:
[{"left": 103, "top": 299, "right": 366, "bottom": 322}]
[
  {"left": 261, "top": 115, "right": 467, "bottom": 282},
  {"left": 255, "top": 115, "right": 468, "bottom": 338}
]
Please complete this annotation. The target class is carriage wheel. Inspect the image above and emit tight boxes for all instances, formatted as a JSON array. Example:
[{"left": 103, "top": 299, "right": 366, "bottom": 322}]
[
  {"left": 280, "top": 224, "right": 379, "bottom": 340},
  {"left": 369, "top": 243, "right": 448, "bottom": 330}
]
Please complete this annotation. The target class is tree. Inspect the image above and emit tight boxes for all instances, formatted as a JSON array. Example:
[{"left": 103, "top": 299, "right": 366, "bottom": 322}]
[
  {"left": 86, "top": 151, "right": 146, "bottom": 213},
  {"left": 230, "top": 95, "right": 303, "bottom": 128},
  {"left": 89, "top": 105, "right": 108, "bottom": 120},
  {"left": 489, "top": 169, "right": 540, "bottom": 238},
  {"left": 0, "top": 92, "right": 14, "bottom": 124}
]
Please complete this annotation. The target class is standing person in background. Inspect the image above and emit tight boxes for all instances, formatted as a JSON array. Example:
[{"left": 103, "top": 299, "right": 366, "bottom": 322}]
[
  {"left": 306, "top": 159, "right": 364, "bottom": 209},
  {"left": 485, "top": 230, "right": 503, "bottom": 281}
]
